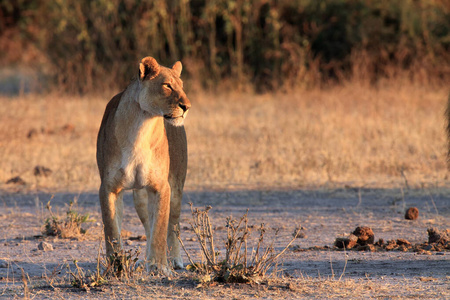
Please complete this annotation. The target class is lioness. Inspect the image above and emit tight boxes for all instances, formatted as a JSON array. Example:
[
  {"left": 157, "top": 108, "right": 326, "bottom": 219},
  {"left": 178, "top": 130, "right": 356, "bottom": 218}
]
[{"left": 96, "top": 57, "right": 191, "bottom": 274}]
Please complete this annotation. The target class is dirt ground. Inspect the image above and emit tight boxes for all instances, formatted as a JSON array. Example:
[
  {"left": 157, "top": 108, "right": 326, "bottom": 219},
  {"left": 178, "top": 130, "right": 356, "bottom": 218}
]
[{"left": 0, "top": 187, "right": 449, "bottom": 299}]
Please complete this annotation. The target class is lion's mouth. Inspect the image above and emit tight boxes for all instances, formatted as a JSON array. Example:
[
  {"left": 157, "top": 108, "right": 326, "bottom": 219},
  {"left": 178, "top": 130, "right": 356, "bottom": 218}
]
[{"left": 164, "top": 114, "right": 183, "bottom": 120}]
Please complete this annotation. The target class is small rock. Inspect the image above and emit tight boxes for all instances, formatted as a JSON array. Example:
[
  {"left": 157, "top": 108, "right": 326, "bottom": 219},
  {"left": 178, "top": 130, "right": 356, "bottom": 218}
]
[
  {"left": 353, "top": 226, "right": 375, "bottom": 245},
  {"left": 385, "top": 240, "right": 398, "bottom": 251},
  {"left": 6, "top": 176, "right": 26, "bottom": 185},
  {"left": 61, "top": 124, "right": 75, "bottom": 133},
  {"left": 126, "top": 240, "right": 133, "bottom": 246},
  {"left": 423, "top": 244, "right": 435, "bottom": 251},
  {"left": 38, "top": 241, "right": 54, "bottom": 251},
  {"left": 334, "top": 234, "right": 358, "bottom": 249},
  {"left": 396, "top": 238, "right": 411, "bottom": 246},
  {"left": 27, "top": 128, "right": 38, "bottom": 139},
  {"left": 419, "top": 277, "right": 437, "bottom": 282},
  {"left": 33, "top": 166, "right": 53, "bottom": 177},
  {"left": 375, "top": 238, "right": 384, "bottom": 246},
  {"left": 398, "top": 244, "right": 409, "bottom": 252},
  {"left": 427, "top": 228, "right": 449, "bottom": 244},
  {"left": 129, "top": 235, "right": 147, "bottom": 241},
  {"left": 405, "top": 207, "right": 419, "bottom": 220},
  {"left": 0, "top": 260, "right": 8, "bottom": 268}
]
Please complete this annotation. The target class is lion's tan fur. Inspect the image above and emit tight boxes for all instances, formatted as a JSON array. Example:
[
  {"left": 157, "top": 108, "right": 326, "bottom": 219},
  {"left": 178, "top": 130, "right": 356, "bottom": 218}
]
[{"left": 96, "top": 57, "right": 191, "bottom": 274}]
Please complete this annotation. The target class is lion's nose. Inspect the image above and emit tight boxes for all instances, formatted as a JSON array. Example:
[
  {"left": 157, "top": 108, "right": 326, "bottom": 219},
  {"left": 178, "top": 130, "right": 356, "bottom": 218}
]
[{"left": 179, "top": 102, "right": 191, "bottom": 112}]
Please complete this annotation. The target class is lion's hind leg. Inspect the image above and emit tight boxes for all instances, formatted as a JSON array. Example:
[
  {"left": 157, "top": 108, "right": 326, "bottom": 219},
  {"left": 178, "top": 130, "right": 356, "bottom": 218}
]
[{"left": 133, "top": 189, "right": 152, "bottom": 256}]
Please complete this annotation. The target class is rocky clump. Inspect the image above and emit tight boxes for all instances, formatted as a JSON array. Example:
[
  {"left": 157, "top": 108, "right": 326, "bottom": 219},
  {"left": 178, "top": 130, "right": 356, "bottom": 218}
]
[
  {"left": 427, "top": 227, "right": 449, "bottom": 244},
  {"left": 334, "top": 226, "right": 450, "bottom": 253},
  {"left": 405, "top": 207, "right": 419, "bottom": 220},
  {"left": 353, "top": 226, "right": 375, "bottom": 245},
  {"left": 334, "top": 226, "right": 377, "bottom": 251},
  {"left": 38, "top": 241, "right": 54, "bottom": 252}
]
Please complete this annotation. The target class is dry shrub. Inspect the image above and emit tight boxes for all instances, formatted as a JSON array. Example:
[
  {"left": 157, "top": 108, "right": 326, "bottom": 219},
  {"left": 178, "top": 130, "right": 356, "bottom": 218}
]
[
  {"left": 42, "top": 199, "right": 92, "bottom": 238},
  {"left": 69, "top": 240, "right": 142, "bottom": 291},
  {"left": 178, "top": 204, "right": 300, "bottom": 285}
]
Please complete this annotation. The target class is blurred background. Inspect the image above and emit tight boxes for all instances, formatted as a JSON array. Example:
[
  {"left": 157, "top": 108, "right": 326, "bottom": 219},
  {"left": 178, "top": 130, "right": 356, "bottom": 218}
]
[{"left": 1, "top": 0, "right": 449, "bottom": 95}]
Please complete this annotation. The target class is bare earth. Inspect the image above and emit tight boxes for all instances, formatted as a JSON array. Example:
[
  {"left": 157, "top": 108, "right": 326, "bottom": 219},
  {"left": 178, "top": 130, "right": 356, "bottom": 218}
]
[{"left": 0, "top": 187, "right": 449, "bottom": 299}]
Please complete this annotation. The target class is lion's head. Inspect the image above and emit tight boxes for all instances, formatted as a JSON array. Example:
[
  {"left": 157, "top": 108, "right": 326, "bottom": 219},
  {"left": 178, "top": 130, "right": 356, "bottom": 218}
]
[{"left": 136, "top": 56, "right": 191, "bottom": 126}]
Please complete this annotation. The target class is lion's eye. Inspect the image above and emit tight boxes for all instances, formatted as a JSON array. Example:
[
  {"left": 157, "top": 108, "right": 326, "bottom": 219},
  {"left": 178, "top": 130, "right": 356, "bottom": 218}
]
[{"left": 162, "top": 83, "right": 173, "bottom": 91}]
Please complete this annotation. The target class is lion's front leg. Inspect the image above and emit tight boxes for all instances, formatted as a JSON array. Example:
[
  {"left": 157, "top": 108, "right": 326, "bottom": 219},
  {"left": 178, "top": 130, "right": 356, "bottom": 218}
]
[
  {"left": 146, "top": 184, "right": 171, "bottom": 275},
  {"left": 167, "top": 187, "right": 183, "bottom": 269},
  {"left": 99, "top": 183, "right": 124, "bottom": 257}
]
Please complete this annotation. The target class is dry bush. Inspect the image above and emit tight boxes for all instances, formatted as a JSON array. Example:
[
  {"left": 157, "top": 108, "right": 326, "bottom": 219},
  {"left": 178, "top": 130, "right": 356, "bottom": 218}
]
[
  {"left": 42, "top": 199, "right": 92, "bottom": 238},
  {"left": 68, "top": 240, "right": 142, "bottom": 291},
  {"left": 178, "top": 204, "right": 300, "bottom": 285}
]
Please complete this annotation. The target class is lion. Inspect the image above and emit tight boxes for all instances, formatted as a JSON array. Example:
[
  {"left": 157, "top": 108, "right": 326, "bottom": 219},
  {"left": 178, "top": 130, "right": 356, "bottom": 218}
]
[{"left": 96, "top": 56, "right": 191, "bottom": 275}]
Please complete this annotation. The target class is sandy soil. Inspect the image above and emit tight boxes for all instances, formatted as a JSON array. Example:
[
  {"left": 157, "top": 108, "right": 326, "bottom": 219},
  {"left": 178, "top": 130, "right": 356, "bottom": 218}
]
[{"left": 0, "top": 187, "right": 449, "bottom": 299}]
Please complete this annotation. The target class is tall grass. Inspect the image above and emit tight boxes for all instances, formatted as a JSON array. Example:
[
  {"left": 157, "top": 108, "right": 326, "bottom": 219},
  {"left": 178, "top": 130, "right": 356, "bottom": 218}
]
[
  {"left": 1, "top": 0, "right": 449, "bottom": 93},
  {"left": 0, "top": 81, "right": 447, "bottom": 192}
]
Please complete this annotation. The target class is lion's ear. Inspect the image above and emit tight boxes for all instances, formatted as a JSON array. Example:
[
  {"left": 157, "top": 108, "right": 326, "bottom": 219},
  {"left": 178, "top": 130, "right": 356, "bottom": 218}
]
[
  {"left": 172, "top": 61, "right": 182, "bottom": 77},
  {"left": 139, "top": 57, "right": 160, "bottom": 80}
]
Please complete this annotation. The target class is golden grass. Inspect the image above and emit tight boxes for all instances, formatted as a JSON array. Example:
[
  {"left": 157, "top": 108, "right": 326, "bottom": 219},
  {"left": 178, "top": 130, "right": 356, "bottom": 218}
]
[{"left": 0, "top": 81, "right": 448, "bottom": 193}]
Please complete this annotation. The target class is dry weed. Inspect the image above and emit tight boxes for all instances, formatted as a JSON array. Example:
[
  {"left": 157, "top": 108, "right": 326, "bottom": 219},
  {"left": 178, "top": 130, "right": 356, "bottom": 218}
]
[{"left": 178, "top": 204, "right": 300, "bottom": 285}]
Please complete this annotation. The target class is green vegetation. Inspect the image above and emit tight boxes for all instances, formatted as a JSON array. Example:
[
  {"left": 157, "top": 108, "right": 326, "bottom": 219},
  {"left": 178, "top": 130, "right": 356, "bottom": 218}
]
[{"left": 1, "top": 0, "right": 449, "bottom": 92}]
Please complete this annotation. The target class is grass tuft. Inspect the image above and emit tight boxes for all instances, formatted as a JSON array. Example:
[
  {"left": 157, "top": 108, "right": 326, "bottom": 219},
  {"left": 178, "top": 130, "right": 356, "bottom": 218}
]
[{"left": 42, "top": 198, "right": 93, "bottom": 238}]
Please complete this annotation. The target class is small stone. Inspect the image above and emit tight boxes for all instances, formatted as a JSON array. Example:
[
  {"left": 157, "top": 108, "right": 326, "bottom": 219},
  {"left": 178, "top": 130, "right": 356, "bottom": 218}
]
[
  {"left": 423, "top": 244, "right": 435, "bottom": 251},
  {"left": 353, "top": 226, "right": 375, "bottom": 245},
  {"left": 385, "top": 240, "right": 398, "bottom": 251},
  {"left": 405, "top": 207, "right": 419, "bottom": 220},
  {"left": 6, "top": 176, "right": 26, "bottom": 185},
  {"left": 334, "top": 234, "right": 358, "bottom": 249},
  {"left": 38, "top": 241, "right": 53, "bottom": 252},
  {"left": 61, "top": 124, "right": 75, "bottom": 133},
  {"left": 126, "top": 240, "right": 133, "bottom": 246},
  {"left": 375, "top": 238, "right": 384, "bottom": 246},
  {"left": 33, "top": 166, "right": 53, "bottom": 177},
  {"left": 427, "top": 228, "right": 449, "bottom": 244},
  {"left": 396, "top": 238, "right": 411, "bottom": 246},
  {"left": 27, "top": 128, "right": 38, "bottom": 139},
  {"left": 0, "top": 260, "right": 8, "bottom": 268}
]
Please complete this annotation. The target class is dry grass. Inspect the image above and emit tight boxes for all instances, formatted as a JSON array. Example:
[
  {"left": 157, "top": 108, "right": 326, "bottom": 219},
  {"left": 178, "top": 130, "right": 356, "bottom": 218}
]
[
  {"left": 177, "top": 204, "right": 300, "bottom": 285},
  {"left": 0, "top": 81, "right": 448, "bottom": 192},
  {"left": 3, "top": 271, "right": 450, "bottom": 299}
]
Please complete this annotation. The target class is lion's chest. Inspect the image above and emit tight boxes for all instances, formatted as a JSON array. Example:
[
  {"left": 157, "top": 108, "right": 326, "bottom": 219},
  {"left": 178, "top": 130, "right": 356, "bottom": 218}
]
[{"left": 117, "top": 117, "right": 168, "bottom": 190}]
